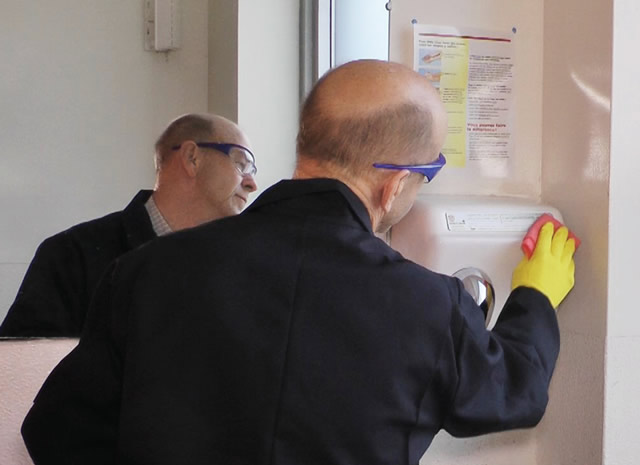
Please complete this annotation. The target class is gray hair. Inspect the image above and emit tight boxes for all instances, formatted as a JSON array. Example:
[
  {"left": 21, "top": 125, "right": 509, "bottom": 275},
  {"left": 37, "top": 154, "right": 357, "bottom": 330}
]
[{"left": 154, "top": 114, "right": 216, "bottom": 170}]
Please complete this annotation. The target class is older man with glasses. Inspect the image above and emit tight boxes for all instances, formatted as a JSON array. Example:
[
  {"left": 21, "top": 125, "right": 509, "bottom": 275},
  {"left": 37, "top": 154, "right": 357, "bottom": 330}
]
[
  {"left": 0, "top": 113, "right": 257, "bottom": 338},
  {"left": 22, "top": 61, "right": 575, "bottom": 465}
]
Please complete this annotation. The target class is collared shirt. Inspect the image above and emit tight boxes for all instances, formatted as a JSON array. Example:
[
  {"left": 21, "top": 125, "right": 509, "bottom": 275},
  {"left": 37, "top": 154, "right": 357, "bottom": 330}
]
[{"left": 144, "top": 194, "right": 173, "bottom": 237}]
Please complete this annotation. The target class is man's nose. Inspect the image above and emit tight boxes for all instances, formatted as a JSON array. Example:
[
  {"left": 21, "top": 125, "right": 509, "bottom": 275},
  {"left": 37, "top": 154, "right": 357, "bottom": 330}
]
[{"left": 242, "top": 174, "right": 257, "bottom": 192}]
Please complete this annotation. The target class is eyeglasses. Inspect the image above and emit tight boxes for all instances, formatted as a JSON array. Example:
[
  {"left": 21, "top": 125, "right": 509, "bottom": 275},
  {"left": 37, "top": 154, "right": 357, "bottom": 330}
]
[
  {"left": 172, "top": 141, "right": 257, "bottom": 177},
  {"left": 372, "top": 153, "right": 446, "bottom": 184}
]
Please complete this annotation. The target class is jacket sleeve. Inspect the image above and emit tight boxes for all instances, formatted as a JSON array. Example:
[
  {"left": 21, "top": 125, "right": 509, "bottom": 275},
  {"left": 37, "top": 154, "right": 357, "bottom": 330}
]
[
  {"left": 438, "top": 281, "right": 560, "bottom": 437},
  {"left": 21, "top": 261, "right": 126, "bottom": 465},
  {"left": 0, "top": 233, "right": 87, "bottom": 337}
]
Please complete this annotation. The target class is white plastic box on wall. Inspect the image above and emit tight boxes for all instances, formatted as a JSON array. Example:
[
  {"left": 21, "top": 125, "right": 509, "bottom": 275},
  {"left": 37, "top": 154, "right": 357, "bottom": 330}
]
[{"left": 144, "top": 0, "right": 181, "bottom": 52}]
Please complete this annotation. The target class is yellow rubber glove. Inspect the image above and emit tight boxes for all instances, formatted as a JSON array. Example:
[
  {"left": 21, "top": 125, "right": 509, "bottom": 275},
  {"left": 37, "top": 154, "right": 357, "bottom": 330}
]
[{"left": 511, "top": 222, "right": 576, "bottom": 309}]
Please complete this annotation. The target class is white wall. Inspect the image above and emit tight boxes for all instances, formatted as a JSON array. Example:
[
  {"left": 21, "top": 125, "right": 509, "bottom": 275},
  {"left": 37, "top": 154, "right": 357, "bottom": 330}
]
[
  {"left": 208, "top": 0, "right": 238, "bottom": 122},
  {"left": 237, "top": 0, "right": 300, "bottom": 195},
  {"left": 604, "top": 0, "right": 640, "bottom": 461},
  {"left": 0, "top": 0, "right": 210, "bottom": 319},
  {"left": 208, "top": 0, "right": 299, "bottom": 198}
]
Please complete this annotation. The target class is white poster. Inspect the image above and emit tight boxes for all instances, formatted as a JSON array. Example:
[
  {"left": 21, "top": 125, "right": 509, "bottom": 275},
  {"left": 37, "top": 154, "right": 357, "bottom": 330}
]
[{"left": 414, "top": 25, "right": 515, "bottom": 168}]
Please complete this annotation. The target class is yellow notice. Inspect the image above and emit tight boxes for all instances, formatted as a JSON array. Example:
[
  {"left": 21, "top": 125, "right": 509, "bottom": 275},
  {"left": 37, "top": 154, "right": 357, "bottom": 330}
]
[
  {"left": 414, "top": 25, "right": 515, "bottom": 170},
  {"left": 438, "top": 38, "right": 468, "bottom": 168}
]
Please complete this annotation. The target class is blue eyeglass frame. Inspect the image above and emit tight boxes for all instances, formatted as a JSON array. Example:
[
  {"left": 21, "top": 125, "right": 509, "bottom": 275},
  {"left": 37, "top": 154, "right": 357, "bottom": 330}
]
[
  {"left": 171, "top": 141, "right": 257, "bottom": 176},
  {"left": 372, "top": 153, "right": 446, "bottom": 183}
]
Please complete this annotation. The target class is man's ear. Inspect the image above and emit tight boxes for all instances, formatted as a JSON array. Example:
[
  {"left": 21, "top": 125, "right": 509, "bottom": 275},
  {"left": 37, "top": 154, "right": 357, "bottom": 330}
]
[
  {"left": 178, "top": 141, "right": 200, "bottom": 178},
  {"left": 380, "top": 169, "right": 411, "bottom": 213}
]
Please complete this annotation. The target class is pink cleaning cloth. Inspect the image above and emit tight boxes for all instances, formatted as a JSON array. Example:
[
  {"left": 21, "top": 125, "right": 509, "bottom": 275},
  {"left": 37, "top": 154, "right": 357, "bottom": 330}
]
[{"left": 521, "top": 213, "right": 581, "bottom": 259}]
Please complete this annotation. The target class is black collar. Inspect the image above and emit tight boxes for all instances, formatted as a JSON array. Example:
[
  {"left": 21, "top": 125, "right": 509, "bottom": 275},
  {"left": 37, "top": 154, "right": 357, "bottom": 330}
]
[
  {"left": 122, "top": 190, "right": 156, "bottom": 249},
  {"left": 247, "top": 178, "right": 373, "bottom": 233}
]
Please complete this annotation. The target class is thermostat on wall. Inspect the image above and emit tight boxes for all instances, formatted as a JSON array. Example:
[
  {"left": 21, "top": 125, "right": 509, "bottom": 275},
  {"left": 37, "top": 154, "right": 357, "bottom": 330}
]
[{"left": 144, "top": 0, "right": 182, "bottom": 52}]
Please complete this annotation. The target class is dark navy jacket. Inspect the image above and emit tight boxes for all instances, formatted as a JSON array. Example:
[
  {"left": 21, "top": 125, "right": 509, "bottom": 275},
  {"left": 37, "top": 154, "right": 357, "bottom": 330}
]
[
  {"left": 0, "top": 190, "right": 155, "bottom": 337},
  {"left": 22, "top": 179, "right": 560, "bottom": 465}
]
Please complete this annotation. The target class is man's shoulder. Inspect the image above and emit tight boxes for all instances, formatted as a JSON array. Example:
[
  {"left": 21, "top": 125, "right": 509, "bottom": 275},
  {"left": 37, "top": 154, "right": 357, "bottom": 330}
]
[
  {"left": 106, "top": 211, "right": 286, "bottom": 280},
  {"left": 43, "top": 210, "right": 126, "bottom": 245},
  {"left": 123, "top": 213, "right": 231, "bottom": 259},
  {"left": 37, "top": 191, "right": 151, "bottom": 254},
  {"left": 64, "top": 191, "right": 151, "bottom": 237}
]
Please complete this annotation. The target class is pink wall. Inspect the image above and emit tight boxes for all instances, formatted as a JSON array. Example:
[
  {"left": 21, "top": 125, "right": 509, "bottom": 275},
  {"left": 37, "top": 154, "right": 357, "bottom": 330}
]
[{"left": 0, "top": 340, "right": 77, "bottom": 464}]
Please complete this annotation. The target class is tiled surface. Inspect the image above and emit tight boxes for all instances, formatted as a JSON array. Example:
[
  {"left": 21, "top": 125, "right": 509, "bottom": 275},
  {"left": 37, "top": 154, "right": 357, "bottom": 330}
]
[{"left": 0, "top": 339, "right": 77, "bottom": 465}]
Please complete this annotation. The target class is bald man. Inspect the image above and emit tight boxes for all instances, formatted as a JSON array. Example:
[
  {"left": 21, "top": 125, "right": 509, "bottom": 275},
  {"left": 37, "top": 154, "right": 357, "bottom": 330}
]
[
  {"left": 0, "top": 113, "right": 257, "bottom": 337},
  {"left": 22, "top": 61, "right": 574, "bottom": 465}
]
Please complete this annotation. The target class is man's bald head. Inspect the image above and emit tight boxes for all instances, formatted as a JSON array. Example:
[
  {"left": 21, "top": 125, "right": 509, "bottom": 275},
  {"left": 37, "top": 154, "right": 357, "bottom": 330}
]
[
  {"left": 154, "top": 114, "right": 247, "bottom": 171},
  {"left": 296, "top": 60, "right": 447, "bottom": 176}
]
